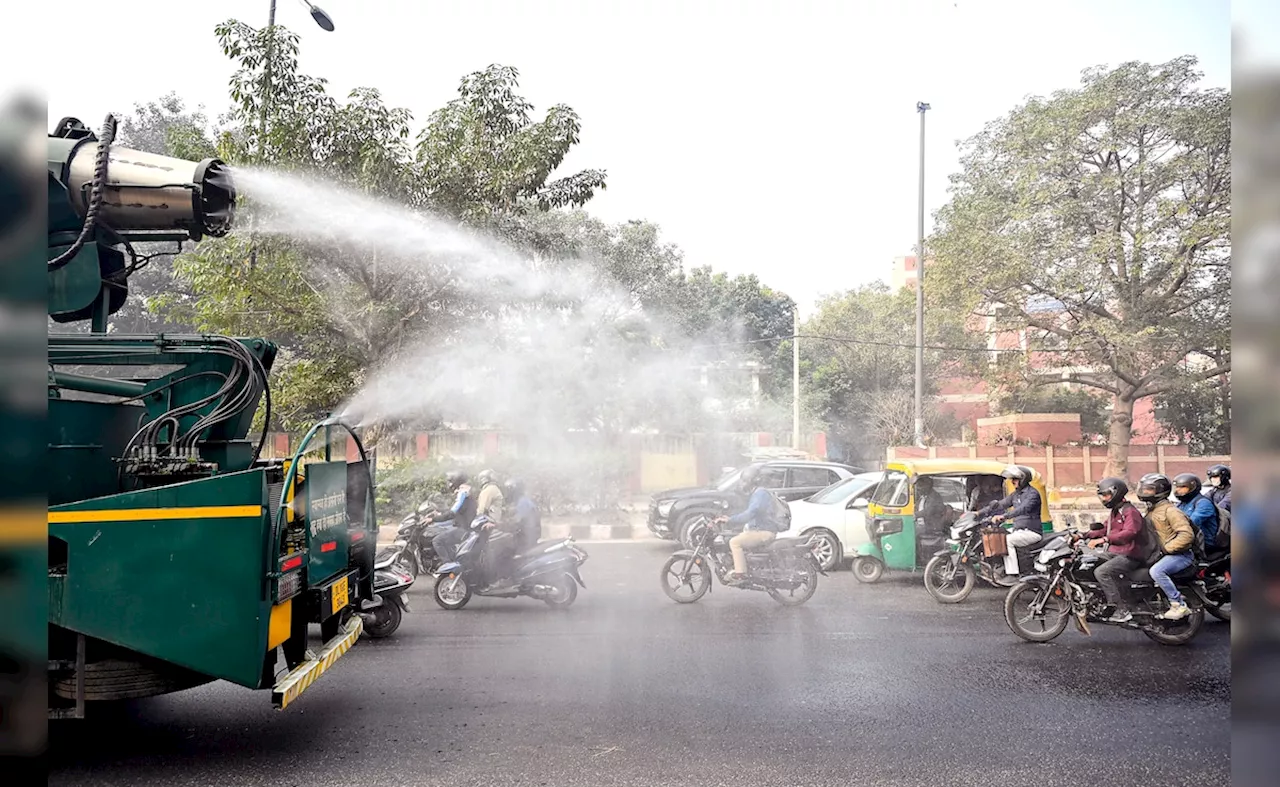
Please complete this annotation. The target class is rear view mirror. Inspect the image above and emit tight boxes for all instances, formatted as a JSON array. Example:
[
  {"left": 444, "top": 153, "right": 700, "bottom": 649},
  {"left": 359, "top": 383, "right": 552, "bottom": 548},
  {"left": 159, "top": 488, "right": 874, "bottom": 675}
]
[{"left": 849, "top": 497, "right": 869, "bottom": 509}]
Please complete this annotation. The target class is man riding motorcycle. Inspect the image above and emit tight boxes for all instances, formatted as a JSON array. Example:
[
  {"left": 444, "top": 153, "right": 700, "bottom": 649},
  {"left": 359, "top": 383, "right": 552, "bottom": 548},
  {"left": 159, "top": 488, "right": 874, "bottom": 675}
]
[
  {"left": 1077, "top": 477, "right": 1147, "bottom": 624},
  {"left": 977, "top": 465, "right": 1043, "bottom": 577},
  {"left": 714, "top": 464, "right": 788, "bottom": 585},
  {"left": 430, "top": 470, "right": 478, "bottom": 563},
  {"left": 471, "top": 469, "right": 517, "bottom": 587},
  {"left": 1138, "top": 473, "right": 1197, "bottom": 622},
  {"left": 1206, "top": 464, "right": 1232, "bottom": 511},
  {"left": 504, "top": 477, "right": 542, "bottom": 553},
  {"left": 1173, "top": 473, "right": 1220, "bottom": 551}
]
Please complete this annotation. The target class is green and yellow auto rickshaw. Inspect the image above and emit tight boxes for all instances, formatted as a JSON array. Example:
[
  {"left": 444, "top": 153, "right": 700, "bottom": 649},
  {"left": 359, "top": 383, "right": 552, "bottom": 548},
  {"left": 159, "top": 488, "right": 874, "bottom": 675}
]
[{"left": 850, "top": 459, "right": 1052, "bottom": 583}]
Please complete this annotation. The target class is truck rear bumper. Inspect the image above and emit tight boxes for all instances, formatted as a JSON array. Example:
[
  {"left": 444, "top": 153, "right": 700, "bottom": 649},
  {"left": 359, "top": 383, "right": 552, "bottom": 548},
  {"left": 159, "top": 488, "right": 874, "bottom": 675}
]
[{"left": 271, "top": 615, "right": 362, "bottom": 710}]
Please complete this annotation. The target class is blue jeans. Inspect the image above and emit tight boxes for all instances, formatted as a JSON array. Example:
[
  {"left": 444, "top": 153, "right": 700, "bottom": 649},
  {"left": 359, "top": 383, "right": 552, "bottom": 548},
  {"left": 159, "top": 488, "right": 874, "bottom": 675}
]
[{"left": 1150, "top": 552, "right": 1194, "bottom": 604}]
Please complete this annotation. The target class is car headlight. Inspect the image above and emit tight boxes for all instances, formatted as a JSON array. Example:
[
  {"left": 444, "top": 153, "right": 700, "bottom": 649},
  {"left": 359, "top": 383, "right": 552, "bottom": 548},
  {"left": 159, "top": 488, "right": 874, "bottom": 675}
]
[{"left": 657, "top": 500, "right": 675, "bottom": 518}]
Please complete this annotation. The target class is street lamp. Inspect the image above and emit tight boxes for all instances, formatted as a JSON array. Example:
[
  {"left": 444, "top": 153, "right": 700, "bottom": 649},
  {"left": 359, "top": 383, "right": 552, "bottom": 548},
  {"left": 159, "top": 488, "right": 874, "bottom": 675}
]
[
  {"left": 914, "top": 101, "right": 930, "bottom": 449},
  {"left": 269, "top": 0, "right": 336, "bottom": 31}
]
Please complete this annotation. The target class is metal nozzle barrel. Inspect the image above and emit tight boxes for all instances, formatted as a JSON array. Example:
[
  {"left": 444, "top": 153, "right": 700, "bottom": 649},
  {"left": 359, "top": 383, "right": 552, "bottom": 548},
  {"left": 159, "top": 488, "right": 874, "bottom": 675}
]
[{"left": 63, "top": 143, "right": 236, "bottom": 241}]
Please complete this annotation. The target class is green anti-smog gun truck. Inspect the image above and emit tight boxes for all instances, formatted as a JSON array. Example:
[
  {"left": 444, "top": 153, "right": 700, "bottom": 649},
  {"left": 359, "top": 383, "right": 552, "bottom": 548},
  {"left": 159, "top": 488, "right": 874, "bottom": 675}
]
[{"left": 46, "top": 114, "right": 377, "bottom": 718}]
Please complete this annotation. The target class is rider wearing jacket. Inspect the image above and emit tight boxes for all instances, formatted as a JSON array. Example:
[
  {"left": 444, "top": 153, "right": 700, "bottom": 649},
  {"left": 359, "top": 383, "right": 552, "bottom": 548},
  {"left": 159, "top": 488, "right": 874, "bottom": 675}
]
[
  {"left": 1081, "top": 477, "right": 1147, "bottom": 623},
  {"left": 1173, "top": 473, "right": 1219, "bottom": 551},
  {"left": 431, "top": 471, "right": 478, "bottom": 562},
  {"left": 505, "top": 478, "right": 541, "bottom": 553},
  {"left": 1139, "top": 473, "right": 1196, "bottom": 622},
  {"left": 1206, "top": 464, "right": 1232, "bottom": 512},
  {"left": 716, "top": 464, "right": 787, "bottom": 584},
  {"left": 978, "top": 465, "right": 1043, "bottom": 575}
]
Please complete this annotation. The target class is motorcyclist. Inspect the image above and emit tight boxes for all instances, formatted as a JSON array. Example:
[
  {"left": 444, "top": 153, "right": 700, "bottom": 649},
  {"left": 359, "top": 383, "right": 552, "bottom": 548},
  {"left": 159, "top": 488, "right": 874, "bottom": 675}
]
[
  {"left": 1206, "top": 464, "right": 1232, "bottom": 511},
  {"left": 1077, "top": 477, "right": 1147, "bottom": 624},
  {"left": 977, "top": 465, "right": 1043, "bottom": 577},
  {"left": 504, "top": 478, "right": 542, "bottom": 553},
  {"left": 472, "top": 469, "right": 516, "bottom": 586},
  {"left": 1173, "top": 473, "right": 1219, "bottom": 552},
  {"left": 714, "top": 464, "right": 788, "bottom": 585},
  {"left": 430, "top": 470, "right": 478, "bottom": 563},
  {"left": 1138, "top": 473, "right": 1196, "bottom": 622}
]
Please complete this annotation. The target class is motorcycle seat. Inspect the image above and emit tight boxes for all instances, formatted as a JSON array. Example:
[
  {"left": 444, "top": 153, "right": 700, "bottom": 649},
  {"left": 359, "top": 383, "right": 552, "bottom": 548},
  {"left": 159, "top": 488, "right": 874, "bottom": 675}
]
[
  {"left": 760, "top": 536, "right": 809, "bottom": 552},
  {"left": 1128, "top": 563, "right": 1199, "bottom": 584},
  {"left": 1203, "top": 547, "right": 1229, "bottom": 563},
  {"left": 513, "top": 540, "right": 570, "bottom": 560}
]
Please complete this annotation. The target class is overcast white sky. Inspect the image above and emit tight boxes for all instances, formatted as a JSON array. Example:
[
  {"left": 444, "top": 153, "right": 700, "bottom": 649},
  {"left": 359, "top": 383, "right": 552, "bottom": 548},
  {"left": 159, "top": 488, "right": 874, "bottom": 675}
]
[{"left": 33, "top": 0, "right": 1231, "bottom": 316}]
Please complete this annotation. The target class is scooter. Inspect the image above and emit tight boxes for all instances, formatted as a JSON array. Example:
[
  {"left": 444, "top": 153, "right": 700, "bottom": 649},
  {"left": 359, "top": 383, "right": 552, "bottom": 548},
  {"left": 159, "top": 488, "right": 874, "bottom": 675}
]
[
  {"left": 359, "top": 544, "right": 415, "bottom": 638},
  {"left": 432, "top": 518, "right": 588, "bottom": 610}
]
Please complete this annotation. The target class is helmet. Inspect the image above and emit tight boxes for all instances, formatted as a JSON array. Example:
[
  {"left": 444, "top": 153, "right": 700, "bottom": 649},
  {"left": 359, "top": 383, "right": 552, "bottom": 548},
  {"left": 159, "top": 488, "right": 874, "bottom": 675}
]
[
  {"left": 444, "top": 470, "right": 468, "bottom": 490},
  {"left": 1001, "top": 464, "right": 1032, "bottom": 488},
  {"left": 1136, "top": 473, "right": 1173, "bottom": 504},
  {"left": 1172, "top": 473, "right": 1202, "bottom": 503},
  {"left": 1206, "top": 464, "right": 1230, "bottom": 487},
  {"left": 504, "top": 477, "right": 525, "bottom": 499},
  {"left": 739, "top": 464, "right": 764, "bottom": 491},
  {"left": 1095, "top": 477, "right": 1129, "bottom": 510},
  {"left": 476, "top": 469, "right": 497, "bottom": 486}
]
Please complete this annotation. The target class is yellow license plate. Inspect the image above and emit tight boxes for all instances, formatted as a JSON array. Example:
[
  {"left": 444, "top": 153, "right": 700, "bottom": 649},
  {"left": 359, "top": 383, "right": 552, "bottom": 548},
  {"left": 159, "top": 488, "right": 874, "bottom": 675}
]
[{"left": 331, "top": 576, "right": 349, "bottom": 615}]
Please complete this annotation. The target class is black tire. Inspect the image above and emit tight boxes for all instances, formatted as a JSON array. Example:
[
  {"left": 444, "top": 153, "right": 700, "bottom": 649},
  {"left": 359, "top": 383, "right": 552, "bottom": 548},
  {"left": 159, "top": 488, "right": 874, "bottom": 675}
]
[
  {"left": 364, "top": 601, "right": 402, "bottom": 638},
  {"left": 1206, "top": 601, "right": 1231, "bottom": 622},
  {"left": 543, "top": 574, "right": 578, "bottom": 608},
  {"left": 1143, "top": 604, "right": 1205, "bottom": 645},
  {"left": 767, "top": 566, "right": 819, "bottom": 606},
  {"left": 923, "top": 553, "right": 977, "bottom": 603},
  {"left": 852, "top": 556, "right": 884, "bottom": 584},
  {"left": 808, "top": 529, "right": 842, "bottom": 572},
  {"left": 433, "top": 573, "right": 472, "bottom": 610},
  {"left": 1003, "top": 581, "right": 1070, "bottom": 643},
  {"left": 660, "top": 554, "right": 712, "bottom": 604}
]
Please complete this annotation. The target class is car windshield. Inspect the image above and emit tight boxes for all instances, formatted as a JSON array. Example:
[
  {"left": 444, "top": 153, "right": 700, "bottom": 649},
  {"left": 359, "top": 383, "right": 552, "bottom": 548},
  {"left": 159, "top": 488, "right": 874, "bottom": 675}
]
[
  {"left": 808, "top": 473, "right": 882, "bottom": 505},
  {"left": 714, "top": 468, "right": 743, "bottom": 491}
]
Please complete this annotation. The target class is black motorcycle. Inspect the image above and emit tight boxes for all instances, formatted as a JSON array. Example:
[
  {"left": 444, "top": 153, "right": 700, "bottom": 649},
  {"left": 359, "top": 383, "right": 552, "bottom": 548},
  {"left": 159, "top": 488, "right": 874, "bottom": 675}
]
[
  {"left": 432, "top": 520, "right": 588, "bottom": 610},
  {"left": 1198, "top": 547, "right": 1231, "bottom": 622},
  {"left": 392, "top": 499, "right": 454, "bottom": 577},
  {"left": 1003, "top": 530, "right": 1207, "bottom": 646},
  {"left": 923, "top": 512, "right": 1056, "bottom": 603},
  {"left": 659, "top": 516, "right": 824, "bottom": 606},
  {"left": 360, "top": 545, "right": 415, "bottom": 638}
]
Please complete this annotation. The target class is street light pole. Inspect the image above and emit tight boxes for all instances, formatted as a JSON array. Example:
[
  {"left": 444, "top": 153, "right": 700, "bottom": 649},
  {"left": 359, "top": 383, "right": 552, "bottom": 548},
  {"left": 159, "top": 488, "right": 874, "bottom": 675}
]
[
  {"left": 793, "top": 304, "right": 801, "bottom": 451},
  {"left": 914, "top": 101, "right": 930, "bottom": 449}
]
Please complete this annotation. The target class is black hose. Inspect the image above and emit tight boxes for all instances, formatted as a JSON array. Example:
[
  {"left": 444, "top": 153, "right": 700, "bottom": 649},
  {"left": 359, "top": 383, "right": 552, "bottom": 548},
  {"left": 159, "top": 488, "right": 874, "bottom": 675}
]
[{"left": 49, "top": 113, "right": 117, "bottom": 271}]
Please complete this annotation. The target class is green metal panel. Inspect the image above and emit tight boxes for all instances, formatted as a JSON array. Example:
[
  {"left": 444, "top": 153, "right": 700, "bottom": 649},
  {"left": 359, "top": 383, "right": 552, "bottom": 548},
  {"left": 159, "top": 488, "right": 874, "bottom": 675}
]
[
  {"left": 48, "top": 398, "right": 149, "bottom": 505},
  {"left": 48, "top": 469, "right": 274, "bottom": 689},
  {"left": 303, "top": 461, "right": 351, "bottom": 585},
  {"left": 879, "top": 515, "right": 919, "bottom": 570}
]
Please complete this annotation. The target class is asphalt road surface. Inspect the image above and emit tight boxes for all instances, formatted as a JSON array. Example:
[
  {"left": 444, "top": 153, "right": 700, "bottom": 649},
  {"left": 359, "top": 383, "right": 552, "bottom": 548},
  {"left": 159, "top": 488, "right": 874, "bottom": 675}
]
[{"left": 48, "top": 542, "right": 1231, "bottom": 787}]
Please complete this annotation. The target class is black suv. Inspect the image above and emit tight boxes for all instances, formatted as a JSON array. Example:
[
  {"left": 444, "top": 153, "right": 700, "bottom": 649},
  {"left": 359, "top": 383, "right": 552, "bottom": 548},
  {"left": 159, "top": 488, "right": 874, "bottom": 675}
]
[{"left": 647, "top": 461, "right": 864, "bottom": 546}]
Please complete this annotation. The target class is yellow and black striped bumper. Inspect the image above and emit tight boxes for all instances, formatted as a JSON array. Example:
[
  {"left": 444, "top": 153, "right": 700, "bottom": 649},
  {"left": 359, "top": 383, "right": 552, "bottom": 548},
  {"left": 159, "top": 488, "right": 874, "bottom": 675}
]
[{"left": 271, "top": 615, "right": 363, "bottom": 710}]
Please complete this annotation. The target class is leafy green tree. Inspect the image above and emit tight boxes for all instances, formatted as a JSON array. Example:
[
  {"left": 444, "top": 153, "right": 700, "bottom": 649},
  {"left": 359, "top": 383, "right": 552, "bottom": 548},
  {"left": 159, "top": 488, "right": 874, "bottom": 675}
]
[
  {"left": 929, "top": 56, "right": 1231, "bottom": 477},
  {"left": 1153, "top": 373, "right": 1231, "bottom": 455}
]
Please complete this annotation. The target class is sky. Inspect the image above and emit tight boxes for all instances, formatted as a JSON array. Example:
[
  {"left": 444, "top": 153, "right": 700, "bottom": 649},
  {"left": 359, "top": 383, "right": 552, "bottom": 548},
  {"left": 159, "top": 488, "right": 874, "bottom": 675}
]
[{"left": 31, "top": 0, "right": 1230, "bottom": 317}]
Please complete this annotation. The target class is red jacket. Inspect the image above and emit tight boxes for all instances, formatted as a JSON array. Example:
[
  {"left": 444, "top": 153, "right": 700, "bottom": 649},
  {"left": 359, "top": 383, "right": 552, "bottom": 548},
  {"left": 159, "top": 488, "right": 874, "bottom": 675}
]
[{"left": 1083, "top": 503, "right": 1145, "bottom": 559}]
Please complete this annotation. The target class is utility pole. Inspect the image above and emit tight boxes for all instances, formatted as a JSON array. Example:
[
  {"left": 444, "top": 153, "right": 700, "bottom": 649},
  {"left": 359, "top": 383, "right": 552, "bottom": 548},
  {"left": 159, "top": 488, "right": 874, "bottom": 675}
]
[
  {"left": 793, "top": 305, "right": 801, "bottom": 451},
  {"left": 914, "top": 101, "right": 930, "bottom": 449}
]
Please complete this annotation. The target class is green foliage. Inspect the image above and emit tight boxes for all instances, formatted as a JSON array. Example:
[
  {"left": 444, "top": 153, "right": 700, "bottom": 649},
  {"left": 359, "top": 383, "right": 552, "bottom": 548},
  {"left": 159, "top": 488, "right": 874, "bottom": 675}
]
[
  {"left": 928, "top": 56, "right": 1231, "bottom": 474},
  {"left": 1153, "top": 374, "right": 1231, "bottom": 455}
]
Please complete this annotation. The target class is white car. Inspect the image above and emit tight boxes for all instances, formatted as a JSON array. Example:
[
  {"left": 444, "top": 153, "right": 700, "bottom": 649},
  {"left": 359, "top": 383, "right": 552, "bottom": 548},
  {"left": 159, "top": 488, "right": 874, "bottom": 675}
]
[{"left": 781, "top": 472, "right": 885, "bottom": 571}]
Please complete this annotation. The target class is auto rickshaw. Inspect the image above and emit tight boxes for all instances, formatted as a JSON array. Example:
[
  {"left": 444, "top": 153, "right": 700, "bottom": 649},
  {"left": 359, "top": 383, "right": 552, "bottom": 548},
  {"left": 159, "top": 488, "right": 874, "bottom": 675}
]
[{"left": 850, "top": 459, "right": 1052, "bottom": 583}]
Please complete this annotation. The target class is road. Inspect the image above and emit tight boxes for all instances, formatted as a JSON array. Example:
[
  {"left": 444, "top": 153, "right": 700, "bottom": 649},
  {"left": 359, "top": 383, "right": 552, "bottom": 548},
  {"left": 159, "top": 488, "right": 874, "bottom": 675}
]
[{"left": 48, "top": 542, "right": 1231, "bottom": 787}]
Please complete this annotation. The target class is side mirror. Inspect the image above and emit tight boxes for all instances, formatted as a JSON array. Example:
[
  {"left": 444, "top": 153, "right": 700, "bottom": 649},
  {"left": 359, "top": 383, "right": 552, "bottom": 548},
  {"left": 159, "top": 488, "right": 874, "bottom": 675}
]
[{"left": 849, "top": 497, "right": 869, "bottom": 509}]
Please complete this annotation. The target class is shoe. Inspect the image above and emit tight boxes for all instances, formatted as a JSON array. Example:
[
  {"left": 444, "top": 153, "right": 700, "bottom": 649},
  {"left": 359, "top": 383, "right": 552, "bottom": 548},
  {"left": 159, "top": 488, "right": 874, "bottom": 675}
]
[
  {"left": 1106, "top": 609, "right": 1133, "bottom": 624},
  {"left": 1157, "top": 602, "right": 1191, "bottom": 621},
  {"left": 723, "top": 572, "right": 746, "bottom": 585}
]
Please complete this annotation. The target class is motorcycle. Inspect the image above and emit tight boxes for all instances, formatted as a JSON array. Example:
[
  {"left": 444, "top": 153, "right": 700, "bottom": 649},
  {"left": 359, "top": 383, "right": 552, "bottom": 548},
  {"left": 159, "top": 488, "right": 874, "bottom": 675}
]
[
  {"left": 659, "top": 516, "right": 824, "bottom": 606},
  {"left": 432, "top": 519, "right": 588, "bottom": 610},
  {"left": 1003, "top": 529, "right": 1208, "bottom": 646},
  {"left": 1198, "top": 547, "right": 1231, "bottom": 621},
  {"left": 922, "top": 512, "right": 1056, "bottom": 603},
  {"left": 393, "top": 500, "right": 454, "bottom": 577},
  {"left": 359, "top": 544, "right": 415, "bottom": 638}
]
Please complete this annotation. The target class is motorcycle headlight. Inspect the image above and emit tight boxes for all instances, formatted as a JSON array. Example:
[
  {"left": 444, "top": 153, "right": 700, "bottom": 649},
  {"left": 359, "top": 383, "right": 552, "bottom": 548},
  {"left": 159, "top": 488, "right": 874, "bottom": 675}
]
[
  {"left": 657, "top": 500, "right": 675, "bottom": 518},
  {"left": 1033, "top": 561, "right": 1048, "bottom": 572}
]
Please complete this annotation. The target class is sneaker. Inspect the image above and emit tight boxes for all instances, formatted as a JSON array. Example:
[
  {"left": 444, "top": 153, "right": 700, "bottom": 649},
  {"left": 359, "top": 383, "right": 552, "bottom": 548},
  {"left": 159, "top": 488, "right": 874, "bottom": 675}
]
[
  {"left": 723, "top": 572, "right": 746, "bottom": 585},
  {"left": 1106, "top": 609, "right": 1133, "bottom": 624},
  {"left": 1157, "top": 602, "right": 1191, "bottom": 621}
]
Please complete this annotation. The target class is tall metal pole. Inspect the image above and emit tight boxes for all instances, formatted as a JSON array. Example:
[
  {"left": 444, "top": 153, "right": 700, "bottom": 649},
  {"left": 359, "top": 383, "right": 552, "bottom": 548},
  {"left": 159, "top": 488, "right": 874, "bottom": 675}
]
[
  {"left": 914, "top": 101, "right": 930, "bottom": 448},
  {"left": 792, "top": 305, "right": 801, "bottom": 450}
]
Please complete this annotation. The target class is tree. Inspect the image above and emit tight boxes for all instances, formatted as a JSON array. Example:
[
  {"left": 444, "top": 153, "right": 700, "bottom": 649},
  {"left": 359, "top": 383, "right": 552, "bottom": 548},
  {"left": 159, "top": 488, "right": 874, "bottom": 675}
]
[
  {"left": 1153, "top": 373, "right": 1230, "bottom": 455},
  {"left": 162, "top": 20, "right": 610, "bottom": 431},
  {"left": 800, "top": 282, "right": 975, "bottom": 461},
  {"left": 929, "top": 56, "right": 1230, "bottom": 478}
]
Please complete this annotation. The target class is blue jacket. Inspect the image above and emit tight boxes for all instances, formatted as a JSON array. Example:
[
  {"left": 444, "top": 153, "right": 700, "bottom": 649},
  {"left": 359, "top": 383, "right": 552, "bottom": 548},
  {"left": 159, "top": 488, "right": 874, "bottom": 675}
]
[
  {"left": 1178, "top": 494, "right": 1219, "bottom": 549},
  {"left": 1208, "top": 486, "right": 1231, "bottom": 512},
  {"left": 980, "top": 485, "right": 1043, "bottom": 532},
  {"left": 727, "top": 487, "right": 786, "bottom": 532}
]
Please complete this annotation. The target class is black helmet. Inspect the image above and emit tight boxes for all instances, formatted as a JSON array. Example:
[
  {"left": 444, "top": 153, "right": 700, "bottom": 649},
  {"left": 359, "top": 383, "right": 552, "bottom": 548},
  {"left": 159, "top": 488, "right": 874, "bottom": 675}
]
[
  {"left": 1136, "top": 473, "right": 1173, "bottom": 504},
  {"left": 1172, "top": 473, "right": 1202, "bottom": 503},
  {"left": 445, "top": 470, "right": 468, "bottom": 490},
  {"left": 1001, "top": 464, "right": 1032, "bottom": 489},
  {"left": 739, "top": 464, "right": 764, "bottom": 491},
  {"left": 504, "top": 477, "right": 525, "bottom": 499},
  {"left": 1096, "top": 477, "right": 1129, "bottom": 510},
  {"left": 1206, "top": 464, "right": 1230, "bottom": 486}
]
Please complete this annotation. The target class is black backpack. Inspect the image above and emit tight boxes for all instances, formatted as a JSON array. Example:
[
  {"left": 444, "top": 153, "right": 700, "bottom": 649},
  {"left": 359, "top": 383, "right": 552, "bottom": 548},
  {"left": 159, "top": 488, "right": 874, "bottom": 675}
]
[{"left": 1211, "top": 501, "right": 1231, "bottom": 550}]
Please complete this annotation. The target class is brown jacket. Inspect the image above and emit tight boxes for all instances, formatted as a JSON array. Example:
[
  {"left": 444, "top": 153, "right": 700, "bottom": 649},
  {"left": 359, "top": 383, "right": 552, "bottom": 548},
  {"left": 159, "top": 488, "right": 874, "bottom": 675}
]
[
  {"left": 1147, "top": 499, "right": 1194, "bottom": 555},
  {"left": 476, "top": 482, "right": 507, "bottom": 528}
]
